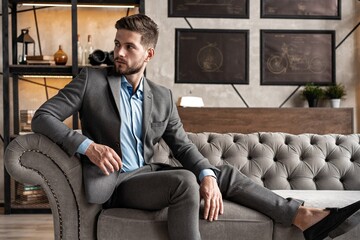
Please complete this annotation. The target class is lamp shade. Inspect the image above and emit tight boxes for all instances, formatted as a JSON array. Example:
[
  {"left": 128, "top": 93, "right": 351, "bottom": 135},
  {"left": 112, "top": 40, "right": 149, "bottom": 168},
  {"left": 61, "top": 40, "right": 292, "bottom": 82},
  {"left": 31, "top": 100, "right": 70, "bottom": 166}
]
[
  {"left": 17, "top": 28, "right": 35, "bottom": 43},
  {"left": 179, "top": 96, "right": 204, "bottom": 107}
]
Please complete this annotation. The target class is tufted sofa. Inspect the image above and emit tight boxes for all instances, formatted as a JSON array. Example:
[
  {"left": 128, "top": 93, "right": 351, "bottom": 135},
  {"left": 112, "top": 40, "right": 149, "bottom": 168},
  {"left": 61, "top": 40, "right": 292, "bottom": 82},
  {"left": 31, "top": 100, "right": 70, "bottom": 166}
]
[{"left": 4, "top": 132, "right": 360, "bottom": 240}]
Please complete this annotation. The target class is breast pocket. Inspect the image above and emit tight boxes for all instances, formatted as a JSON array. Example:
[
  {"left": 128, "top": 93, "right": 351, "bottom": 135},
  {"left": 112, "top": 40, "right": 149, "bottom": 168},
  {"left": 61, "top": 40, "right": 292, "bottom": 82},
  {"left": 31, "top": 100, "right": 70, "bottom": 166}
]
[
  {"left": 150, "top": 120, "right": 168, "bottom": 143},
  {"left": 151, "top": 121, "right": 166, "bottom": 128}
]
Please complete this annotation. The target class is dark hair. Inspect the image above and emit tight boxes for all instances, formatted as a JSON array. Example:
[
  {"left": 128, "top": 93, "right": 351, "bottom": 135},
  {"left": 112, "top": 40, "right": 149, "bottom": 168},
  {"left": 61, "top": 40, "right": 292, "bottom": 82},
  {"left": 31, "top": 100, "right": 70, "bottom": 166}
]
[{"left": 115, "top": 14, "right": 159, "bottom": 49}]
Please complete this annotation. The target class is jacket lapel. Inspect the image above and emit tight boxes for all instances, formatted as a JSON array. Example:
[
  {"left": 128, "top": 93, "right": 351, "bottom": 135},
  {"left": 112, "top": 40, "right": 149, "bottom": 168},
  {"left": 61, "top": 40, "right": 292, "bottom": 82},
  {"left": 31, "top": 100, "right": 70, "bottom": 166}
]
[
  {"left": 143, "top": 78, "right": 153, "bottom": 141},
  {"left": 107, "top": 74, "right": 121, "bottom": 116}
]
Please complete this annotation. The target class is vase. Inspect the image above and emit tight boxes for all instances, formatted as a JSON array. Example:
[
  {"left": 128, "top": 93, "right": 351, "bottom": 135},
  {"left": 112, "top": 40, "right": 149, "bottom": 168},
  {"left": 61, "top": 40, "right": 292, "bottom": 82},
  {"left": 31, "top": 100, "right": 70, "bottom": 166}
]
[
  {"left": 54, "top": 45, "right": 68, "bottom": 65},
  {"left": 330, "top": 99, "right": 341, "bottom": 108}
]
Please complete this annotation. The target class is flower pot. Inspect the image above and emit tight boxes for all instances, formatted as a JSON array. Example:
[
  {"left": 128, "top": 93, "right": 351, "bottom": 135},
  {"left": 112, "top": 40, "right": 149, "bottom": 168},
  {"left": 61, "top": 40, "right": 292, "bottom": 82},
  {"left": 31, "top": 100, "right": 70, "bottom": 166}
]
[
  {"left": 307, "top": 97, "right": 319, "bottom": 108},
  {"left": 330, "top": 99, "right": 341, "bottom": 108}
]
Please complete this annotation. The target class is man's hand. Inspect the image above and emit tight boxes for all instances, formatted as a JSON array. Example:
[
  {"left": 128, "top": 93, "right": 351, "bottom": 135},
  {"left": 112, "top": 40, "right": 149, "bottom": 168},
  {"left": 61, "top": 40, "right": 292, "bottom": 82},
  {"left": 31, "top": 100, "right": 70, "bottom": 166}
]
[
  {"left": 200, "top": 176, "right": 224, "bottom": 221},
  {"left": 85, "top": 142, "right": 122, "bottom": 175}
]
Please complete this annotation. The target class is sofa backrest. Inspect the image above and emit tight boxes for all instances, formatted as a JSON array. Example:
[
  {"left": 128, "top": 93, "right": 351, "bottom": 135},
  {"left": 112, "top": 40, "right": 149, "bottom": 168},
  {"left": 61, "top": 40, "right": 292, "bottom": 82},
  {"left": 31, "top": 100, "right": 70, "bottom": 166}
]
[{"left": 153, "top": 132, "right": 360, "bottom": 190}]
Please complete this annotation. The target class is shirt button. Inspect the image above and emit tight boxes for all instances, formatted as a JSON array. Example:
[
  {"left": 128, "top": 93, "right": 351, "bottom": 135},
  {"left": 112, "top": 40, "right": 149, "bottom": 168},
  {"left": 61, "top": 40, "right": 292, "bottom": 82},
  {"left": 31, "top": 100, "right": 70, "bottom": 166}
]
[{"left": 115, "top": 142, "right": 120, "bottom": 148}]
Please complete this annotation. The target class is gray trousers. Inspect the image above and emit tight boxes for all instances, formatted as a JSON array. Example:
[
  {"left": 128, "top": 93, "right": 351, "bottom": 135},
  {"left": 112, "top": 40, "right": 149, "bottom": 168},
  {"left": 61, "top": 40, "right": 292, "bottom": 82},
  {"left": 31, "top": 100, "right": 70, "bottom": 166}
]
[{"left": 104, "top": 164, "right": 302, "bottom": 240}]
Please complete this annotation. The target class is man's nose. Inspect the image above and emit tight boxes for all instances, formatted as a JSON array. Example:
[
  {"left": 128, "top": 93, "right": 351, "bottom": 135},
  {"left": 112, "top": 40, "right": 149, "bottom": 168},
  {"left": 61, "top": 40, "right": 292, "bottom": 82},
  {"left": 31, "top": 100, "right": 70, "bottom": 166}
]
[{"left": 115, "top": 47, "right": 125, "bottom": 57}]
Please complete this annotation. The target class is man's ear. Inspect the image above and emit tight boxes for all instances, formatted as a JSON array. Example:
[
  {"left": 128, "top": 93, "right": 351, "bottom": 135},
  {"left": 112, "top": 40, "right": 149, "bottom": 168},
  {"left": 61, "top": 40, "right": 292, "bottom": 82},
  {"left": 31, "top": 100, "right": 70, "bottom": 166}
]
[{"left": 145, "top": 48, "right": 155, "bottom": 62}]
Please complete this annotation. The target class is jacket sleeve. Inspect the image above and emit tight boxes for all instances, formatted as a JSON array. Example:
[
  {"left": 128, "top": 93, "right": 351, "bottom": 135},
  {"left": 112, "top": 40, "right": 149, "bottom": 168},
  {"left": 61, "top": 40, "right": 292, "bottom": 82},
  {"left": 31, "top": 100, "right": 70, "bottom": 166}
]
[
  {"left": 31, "top": 67, "right": 89, "bottom": 156},
  {"left": 161, "top": 90, "right": 220, "bottom": 178}
]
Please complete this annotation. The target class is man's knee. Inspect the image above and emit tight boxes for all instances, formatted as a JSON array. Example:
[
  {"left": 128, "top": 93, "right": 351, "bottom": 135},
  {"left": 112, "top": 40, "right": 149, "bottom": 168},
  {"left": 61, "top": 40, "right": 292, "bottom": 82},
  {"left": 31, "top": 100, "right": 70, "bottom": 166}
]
[
  {"left": 174, "top": 170, "right": 198, "bottom": 188},
  {"left": 218, "top": 164, "right": 238, "bottom": 177},
  {"left": 169, "top": 170, "right": 199, "bottom": 201}
]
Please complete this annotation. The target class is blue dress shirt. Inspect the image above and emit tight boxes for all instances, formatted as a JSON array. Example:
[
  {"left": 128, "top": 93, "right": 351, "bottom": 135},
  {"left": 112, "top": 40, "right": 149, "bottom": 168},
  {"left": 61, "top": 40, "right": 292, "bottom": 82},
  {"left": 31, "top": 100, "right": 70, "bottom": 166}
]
[{"left": 119, "top": 76, "right": 145, "bottom": 172}]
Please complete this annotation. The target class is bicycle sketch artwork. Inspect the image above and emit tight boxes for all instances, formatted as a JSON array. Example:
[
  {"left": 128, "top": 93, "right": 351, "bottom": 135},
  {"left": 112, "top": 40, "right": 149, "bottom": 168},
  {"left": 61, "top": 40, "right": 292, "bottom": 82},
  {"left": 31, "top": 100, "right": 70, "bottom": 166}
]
[
  {"left": 261, "top": 30, "right": 335, "bottom": 85},
  {"left": 169, "top": 0, "right": 248, "bottom": 18},
  {"left": 266, "top": 43, "right": 326, "bottom": 75},
  {"left": 175, "top": 29, "right": 249, "bottom": 84},
  {"left": 197, "top": 42, "right": 224, "bottom": 73},
  {"left": 261, "top": 0, "right": 340, "bottom": 19}
]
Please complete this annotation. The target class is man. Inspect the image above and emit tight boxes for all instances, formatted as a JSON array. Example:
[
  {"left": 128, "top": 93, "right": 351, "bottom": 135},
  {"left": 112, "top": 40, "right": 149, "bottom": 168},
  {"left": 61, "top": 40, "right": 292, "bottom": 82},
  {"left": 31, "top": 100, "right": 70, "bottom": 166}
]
[{"left": 32, "top": 14, "right": 359, "bottom": 240}]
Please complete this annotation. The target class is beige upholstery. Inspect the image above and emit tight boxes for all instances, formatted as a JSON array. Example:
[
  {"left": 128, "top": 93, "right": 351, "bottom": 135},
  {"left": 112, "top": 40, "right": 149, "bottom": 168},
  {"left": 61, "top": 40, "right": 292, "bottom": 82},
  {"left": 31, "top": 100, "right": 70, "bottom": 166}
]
[{"left": 5, "top": 132, "right": 360, "bottom": 240}]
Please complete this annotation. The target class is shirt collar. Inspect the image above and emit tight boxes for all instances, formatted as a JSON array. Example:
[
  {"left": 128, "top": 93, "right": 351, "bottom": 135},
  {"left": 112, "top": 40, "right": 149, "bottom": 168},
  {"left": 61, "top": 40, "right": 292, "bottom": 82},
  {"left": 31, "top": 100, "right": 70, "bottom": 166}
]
[{"left": 121, "top": 75, "right": 144, "bottom": 99}]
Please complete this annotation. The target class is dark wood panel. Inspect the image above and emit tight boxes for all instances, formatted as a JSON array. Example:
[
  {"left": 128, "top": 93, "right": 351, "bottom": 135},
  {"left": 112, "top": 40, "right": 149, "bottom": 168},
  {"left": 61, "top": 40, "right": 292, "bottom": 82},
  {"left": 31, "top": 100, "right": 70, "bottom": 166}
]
[{"left": 178, "top": 107, "right": 353, "bottom": 134}]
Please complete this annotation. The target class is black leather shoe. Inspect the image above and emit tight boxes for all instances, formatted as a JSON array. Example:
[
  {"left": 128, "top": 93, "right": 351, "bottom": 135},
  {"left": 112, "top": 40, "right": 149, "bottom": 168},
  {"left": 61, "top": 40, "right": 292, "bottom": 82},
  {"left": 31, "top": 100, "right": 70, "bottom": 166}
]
[{"left": 303, "top": 200, "right": 360, "bottom": 240}]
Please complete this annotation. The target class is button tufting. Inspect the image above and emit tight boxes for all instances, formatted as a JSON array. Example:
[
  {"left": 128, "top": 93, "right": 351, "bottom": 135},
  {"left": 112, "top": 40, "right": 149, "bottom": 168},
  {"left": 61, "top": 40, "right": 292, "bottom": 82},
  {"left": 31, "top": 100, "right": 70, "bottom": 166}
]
[{"left": 248, "top": 156, "right": 252, "bottom": 160}]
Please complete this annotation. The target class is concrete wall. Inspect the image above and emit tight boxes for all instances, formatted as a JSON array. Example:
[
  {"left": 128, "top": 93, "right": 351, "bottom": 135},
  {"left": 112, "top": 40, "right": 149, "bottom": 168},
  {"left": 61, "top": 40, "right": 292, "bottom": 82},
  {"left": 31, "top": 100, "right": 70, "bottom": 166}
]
[
  {"left": 145, "top": 0, "right": 360, "bottom": 110},
  {"left": 1, "top": 1, "right": 359, "bottom": 202}
]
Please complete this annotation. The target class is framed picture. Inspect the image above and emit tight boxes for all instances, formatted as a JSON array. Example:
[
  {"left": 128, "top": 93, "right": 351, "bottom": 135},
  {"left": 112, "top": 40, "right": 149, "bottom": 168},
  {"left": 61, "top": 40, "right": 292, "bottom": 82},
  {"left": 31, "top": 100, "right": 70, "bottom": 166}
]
[
  {"left": 260, "top": 30, "right": 335, "bottom": 86},
  {"left": 168, "top": 0, "right": 249, "bottom": 18},
  {"left": 261, "top": 0, "right": 341, "bottom": 19},
  {"left": 175, "top": 29, "right": 249, "bottom": 84}
]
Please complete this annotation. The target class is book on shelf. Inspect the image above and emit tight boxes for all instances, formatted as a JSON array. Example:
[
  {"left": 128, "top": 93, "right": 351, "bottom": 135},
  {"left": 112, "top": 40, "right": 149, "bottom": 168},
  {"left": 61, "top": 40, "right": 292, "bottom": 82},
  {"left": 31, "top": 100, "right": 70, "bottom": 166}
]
[
  {"left": 19, "top": 189, "right": 45, "bottom": 196},
  {"left": 15, "top": 182, "right": 48, "bottom": 205},
  {"left": 15, "top": 196, "right": 48, "bottom": 205},
  {"left": 27, "top": 55, "right": 54, "bottom": 61},
  {"left": 16, "top": 182, "right": 42, "bottom": 191},
  {"left": 26, "top": 59, "right": 56, "bottom": 65},
  {"left": 17, "top": 193, "right": 47, "bottom": 201},
  {"left": 20, "top": 109, "right": 35, "bottom": 132}
]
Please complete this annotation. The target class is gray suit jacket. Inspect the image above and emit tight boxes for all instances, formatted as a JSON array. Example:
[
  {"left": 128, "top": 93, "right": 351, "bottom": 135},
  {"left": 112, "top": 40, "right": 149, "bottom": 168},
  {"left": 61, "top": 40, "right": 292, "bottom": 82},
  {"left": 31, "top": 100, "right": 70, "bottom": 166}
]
[{"left": 32, "top": 67, "right": 217, "bottom": 203}]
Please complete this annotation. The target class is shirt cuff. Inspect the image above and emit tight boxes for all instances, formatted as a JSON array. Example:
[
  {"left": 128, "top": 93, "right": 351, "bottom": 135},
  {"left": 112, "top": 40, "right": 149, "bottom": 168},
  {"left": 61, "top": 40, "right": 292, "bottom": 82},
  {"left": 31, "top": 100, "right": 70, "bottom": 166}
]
[
  {"left": 199, "top": 169, "right": 216, "bottom": 182},
  {"left": 76, "top": 138, "right": 93, "bottom": 155}
]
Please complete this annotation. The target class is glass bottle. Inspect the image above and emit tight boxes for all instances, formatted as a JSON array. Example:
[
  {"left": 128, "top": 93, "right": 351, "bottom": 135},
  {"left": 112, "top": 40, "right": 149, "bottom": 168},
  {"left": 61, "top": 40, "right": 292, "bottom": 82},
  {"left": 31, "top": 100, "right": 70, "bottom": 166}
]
[
  {"left": 77, "top": 34, "right": 83, "bottom": 65},
  {"left": 84, "top": 34, "right": 94, "bottom": 65}
]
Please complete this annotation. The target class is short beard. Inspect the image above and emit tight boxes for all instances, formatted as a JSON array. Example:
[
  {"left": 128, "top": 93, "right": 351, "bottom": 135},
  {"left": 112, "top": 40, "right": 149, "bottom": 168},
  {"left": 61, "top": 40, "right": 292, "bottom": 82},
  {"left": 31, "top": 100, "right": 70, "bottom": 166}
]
[{"left": 115, "top": 61, "right": 144, "bottom": 75}]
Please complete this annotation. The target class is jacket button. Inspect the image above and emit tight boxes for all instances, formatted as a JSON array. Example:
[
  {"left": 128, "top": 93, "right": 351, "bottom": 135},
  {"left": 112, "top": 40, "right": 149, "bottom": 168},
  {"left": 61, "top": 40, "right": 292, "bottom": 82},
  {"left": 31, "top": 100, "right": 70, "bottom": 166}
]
[{"left": 115, "top": 142, "right": 120, "bottom": 148}]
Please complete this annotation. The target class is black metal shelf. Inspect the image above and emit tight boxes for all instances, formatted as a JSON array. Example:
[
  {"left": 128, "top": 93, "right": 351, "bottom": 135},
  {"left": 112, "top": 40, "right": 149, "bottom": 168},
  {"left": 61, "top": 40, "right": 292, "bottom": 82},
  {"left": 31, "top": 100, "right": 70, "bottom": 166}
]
[
  {"left": 11, "top": 0, "right": 140, "bottom": 5},
  {"left": 10, "top": 65, "right": 74, "bottom": 76},
  {"left": 10, "top": 65, "right": 111, "bottom": 76}
]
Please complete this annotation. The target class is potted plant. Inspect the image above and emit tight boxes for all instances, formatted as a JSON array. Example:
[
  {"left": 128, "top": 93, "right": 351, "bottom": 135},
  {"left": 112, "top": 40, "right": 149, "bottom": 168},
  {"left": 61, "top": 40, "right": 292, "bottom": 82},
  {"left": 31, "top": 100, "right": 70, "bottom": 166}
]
[
  {"left": 301, "top": 83, "right": 324, "bottom": 107},
  {"left": 324, "top": 83, "right": 346, "bottom": 108}
]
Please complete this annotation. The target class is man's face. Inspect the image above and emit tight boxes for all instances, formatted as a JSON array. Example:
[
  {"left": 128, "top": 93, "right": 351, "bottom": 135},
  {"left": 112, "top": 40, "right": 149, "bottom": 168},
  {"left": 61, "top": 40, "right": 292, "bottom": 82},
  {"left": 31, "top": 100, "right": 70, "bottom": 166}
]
[{"left": 113, "top": 29, "right": 151, "bottom": 75}]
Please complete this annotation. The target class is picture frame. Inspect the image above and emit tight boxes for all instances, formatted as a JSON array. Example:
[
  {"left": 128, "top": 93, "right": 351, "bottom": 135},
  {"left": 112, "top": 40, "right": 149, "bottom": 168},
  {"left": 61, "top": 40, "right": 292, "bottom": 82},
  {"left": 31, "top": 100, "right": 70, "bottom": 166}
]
[
  {"left": 168, "top": 0, "right": 249, "bottom": 18},
  {"left": 260, "top": 30, "right": 335, "bottom": 86},
  {"left": 261, "top": 0, "right": 341, "bottom": 19},
  {"left": 175, "top": 29, "right": 249, "bottom": 84}
]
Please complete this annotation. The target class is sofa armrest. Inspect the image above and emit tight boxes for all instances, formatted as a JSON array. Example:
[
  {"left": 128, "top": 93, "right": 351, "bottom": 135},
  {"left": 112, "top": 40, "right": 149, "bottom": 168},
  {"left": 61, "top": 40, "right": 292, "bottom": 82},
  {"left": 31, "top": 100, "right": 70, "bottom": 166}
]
[{"left": 5, "top": 133, "right": 101, "bottom": 240}]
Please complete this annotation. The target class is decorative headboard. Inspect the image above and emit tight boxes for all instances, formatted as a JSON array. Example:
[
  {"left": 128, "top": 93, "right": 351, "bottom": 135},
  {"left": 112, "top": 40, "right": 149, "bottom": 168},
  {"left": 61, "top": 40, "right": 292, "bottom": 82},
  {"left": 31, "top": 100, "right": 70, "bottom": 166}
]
[{"left": 177, "top": 107, "right": 353, "bottom": 134}]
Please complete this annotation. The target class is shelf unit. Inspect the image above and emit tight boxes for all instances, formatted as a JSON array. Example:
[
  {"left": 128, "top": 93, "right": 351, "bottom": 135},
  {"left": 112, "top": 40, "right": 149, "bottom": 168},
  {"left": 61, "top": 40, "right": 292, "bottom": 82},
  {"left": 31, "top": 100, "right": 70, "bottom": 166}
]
[{"left": 2, "top": 0, "right": 144, "bottom": 214}]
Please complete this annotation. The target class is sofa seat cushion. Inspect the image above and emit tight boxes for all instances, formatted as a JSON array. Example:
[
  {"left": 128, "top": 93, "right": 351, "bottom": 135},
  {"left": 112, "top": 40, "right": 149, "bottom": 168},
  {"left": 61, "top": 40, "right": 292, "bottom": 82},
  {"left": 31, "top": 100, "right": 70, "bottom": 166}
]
[
  {"left": 97, "top": 200, "right": 273, "bottom": 240},
  {"left": 272, "top": 190, "right": 360, "bottom": 240}
]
